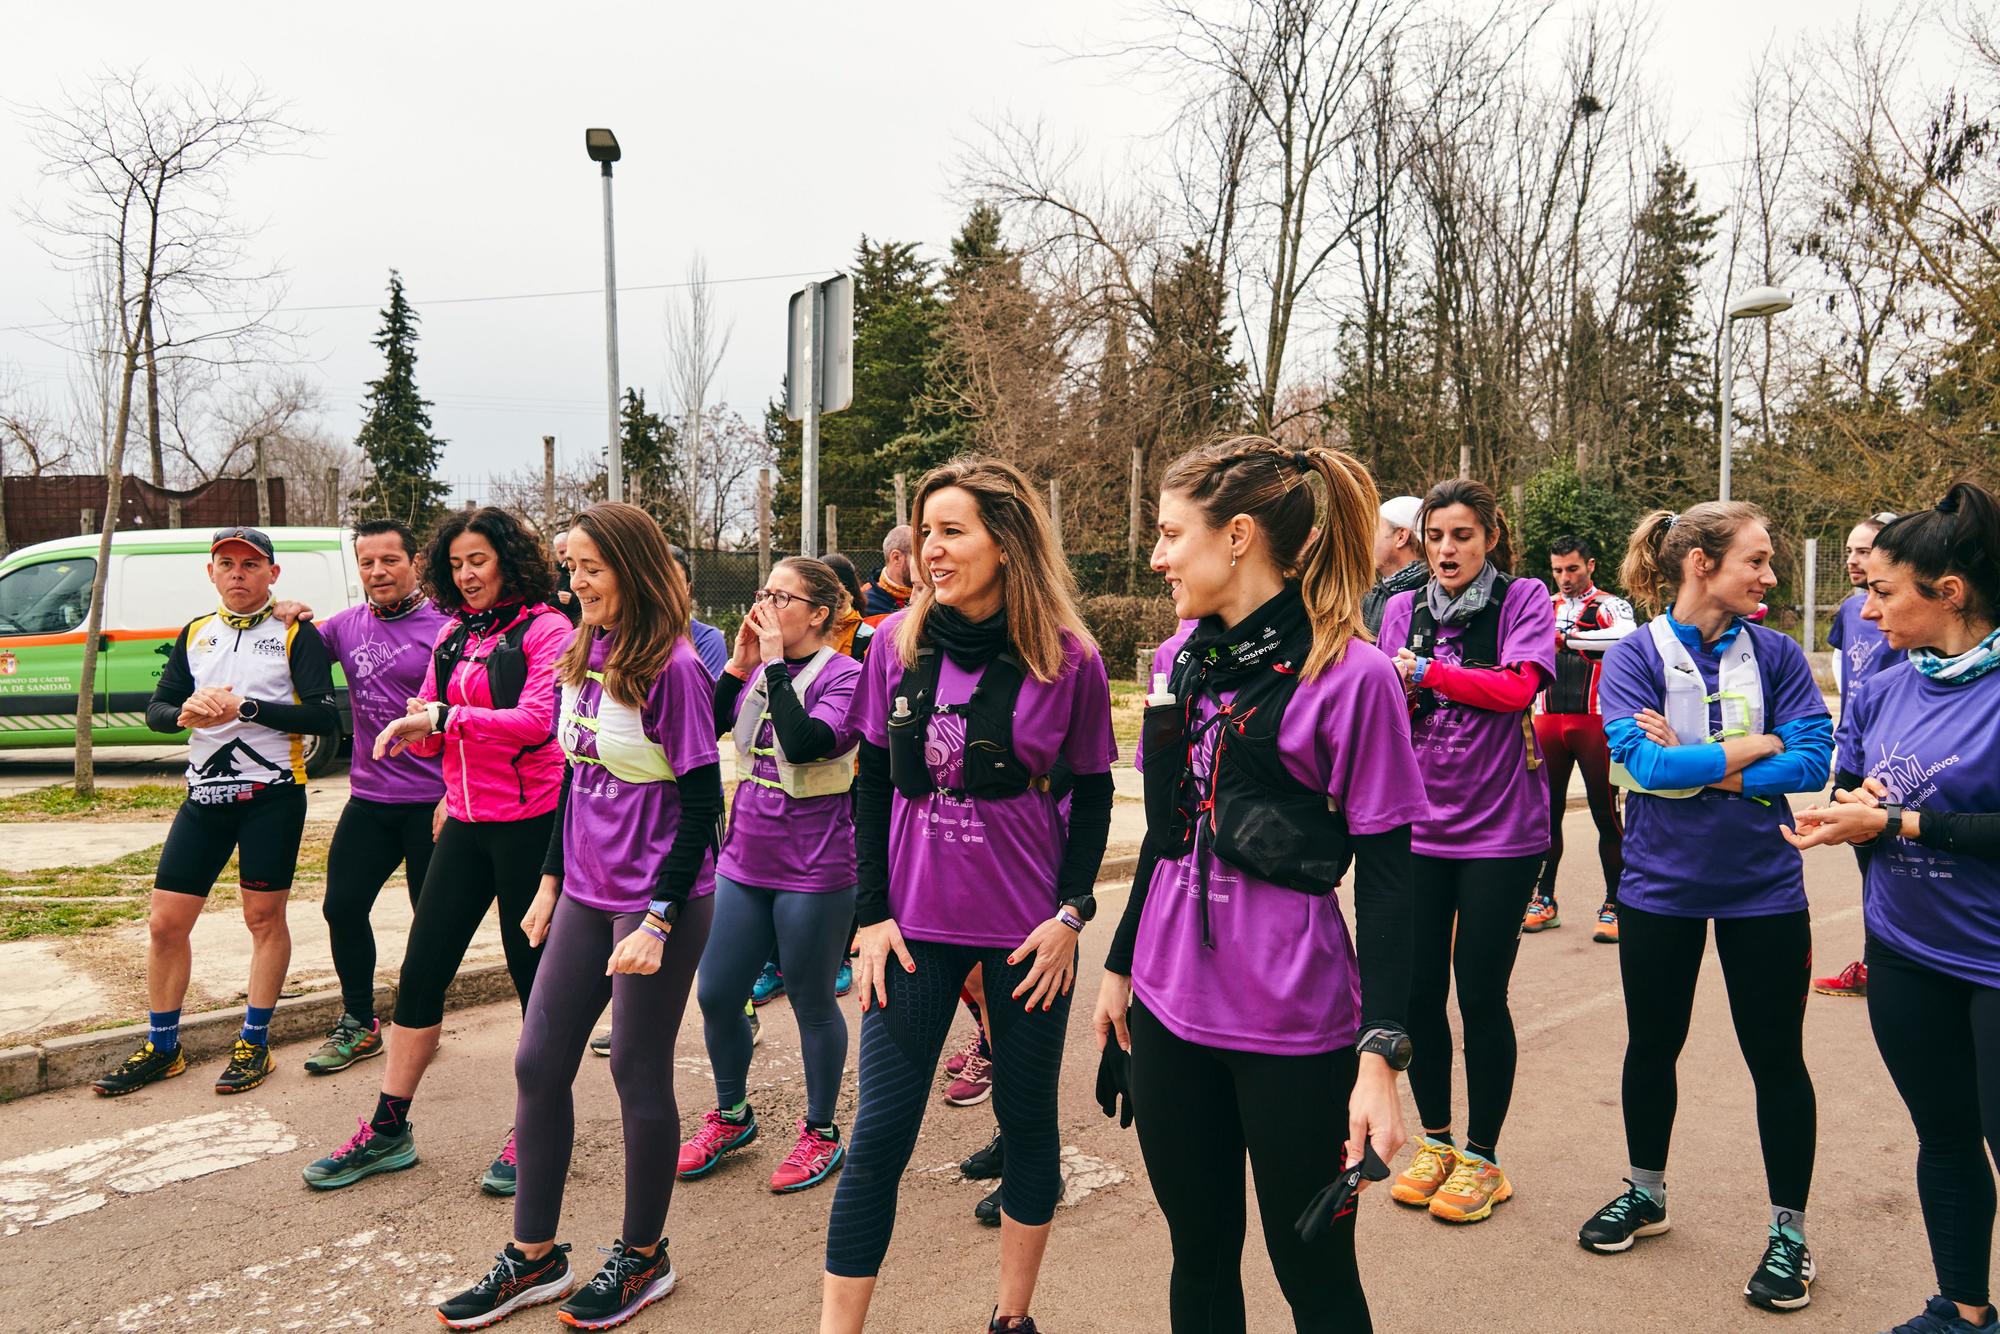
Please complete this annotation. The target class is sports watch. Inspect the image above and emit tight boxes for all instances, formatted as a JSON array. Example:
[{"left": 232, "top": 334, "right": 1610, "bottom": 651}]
[
  {"left": 1881, "top": 803, "right": 1907, "bottom": 839},
  {"left": 1058, "top": 894, "right": 1097, "bottom": 932},
  {"left": 1356, "top": 1026, "right": 1413, "bottom": 1071},
  {"left": 236, "top": 698, "right": 260, "bottom": 722}
]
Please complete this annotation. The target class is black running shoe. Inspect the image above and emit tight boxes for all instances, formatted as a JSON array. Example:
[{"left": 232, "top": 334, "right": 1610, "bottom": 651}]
[
  {"left": 437, "top": 1242, "right": 573, "bottom": 1329},
  {"left": 989, "top": 1310, "right": 1043, "bottom": 1332},
  {"left": 558, "top": 1238, "right": 676, "bottom": 1330},
  {"left": 1745, "top": 1222, "right": 1814, "bottom": 1312},
  {"left": 215, "top": 1038, "right": 273, "bottom": 1094},
  {"left": 1578, "top": 1180, "right": 1670, "bottom": 1253},
  {"left": 975, "top": 1184, "right": 1002, "bottom": 1227},
  {"left": 961, "top": 1131, "right": 1004, "bottom": 1180},
  {"left": 91, "top": 1040, "right": 187, "bottom": 1096}
]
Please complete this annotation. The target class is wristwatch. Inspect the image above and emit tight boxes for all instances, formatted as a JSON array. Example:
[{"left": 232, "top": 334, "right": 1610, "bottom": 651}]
[
  {"left": 427, "top": 701, "right": 450, "bottom": 733},
  {"left": 1356, "top": 1026, "right": 1413, "bottom": 1071},
  {"left": 1881, "top": 803, "right": 1907, "bottom": 839},
  {"left": 647, "top": 899, "right": 680, "bottom": 926},
  {"left": 236, "top": 698, "right": 260, "bottom": 722},
  {"left": 1058, "top": 894, "right": 1096, "bottom": 932}
]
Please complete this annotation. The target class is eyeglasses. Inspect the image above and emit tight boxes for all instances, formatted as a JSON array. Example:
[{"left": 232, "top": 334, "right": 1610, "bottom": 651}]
[{"left": 753, "top": 589, "right": 807, "bottom": 609}]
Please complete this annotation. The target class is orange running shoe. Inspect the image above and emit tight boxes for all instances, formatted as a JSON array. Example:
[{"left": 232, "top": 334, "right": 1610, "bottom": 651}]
[
  {"left": 1522, "top": 895, "right": 1560, "bottom": 933},
  {"left": 1594, "top": 902, "right": 1620, "bottom": 944},
  {"left": 1391, "top": 1138, "right": 1461, "bottom": 1207},
  {"left": 1429, "top": 1157, "right": 1513, "bottom": 1223}
]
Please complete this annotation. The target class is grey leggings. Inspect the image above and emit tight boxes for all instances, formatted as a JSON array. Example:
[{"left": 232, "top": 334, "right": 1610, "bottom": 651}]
[
  {"left": 696, "top": 873, "right": 856, "bottom": 1125},
  {"left": 512, "top": 891, "right": 714, "bottom": 1246}
]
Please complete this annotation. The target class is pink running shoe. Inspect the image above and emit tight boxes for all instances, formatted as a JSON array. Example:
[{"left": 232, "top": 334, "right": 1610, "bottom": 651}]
[
  {"left": 769, "top": 1121, "right": 845, "bottom": 1193},
  {"left": 946, "top": 1048, "right": 993, "bottom": 1106},
  {"left": 945, "top": 1025, "right": 984, "bottom": 1077},
  {"left": 677, "top": 1107, "right": 758, "bottom": 1179}
]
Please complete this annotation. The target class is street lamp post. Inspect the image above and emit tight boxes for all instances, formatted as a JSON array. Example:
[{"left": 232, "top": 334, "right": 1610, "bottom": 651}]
[
  {"left": 1719, "top": 285, "right": 1794, "bottom": 502},
  {"left": 586, "top": 128, "right": 623, "bottom": 502}
]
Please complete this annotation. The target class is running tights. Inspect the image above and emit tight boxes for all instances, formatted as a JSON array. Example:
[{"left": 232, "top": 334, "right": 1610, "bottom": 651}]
[
  {"left": 1618, "top": 904, "right": 1815, "bottom": 1209},
  {"left": 323, "top": 797, "right": 435, "bottom": 1022},
  {"left": 1128, "top": 1000, "right": 1368, "bottom": 1333},
  {"left": 1407, "top": 852, "right": 1541, "bottom": 1154},
  {"left": 1533, "top": 712, "right": 1622, "bottom": 904},
  {"left": 511, "top": 892, "right": 714, "bottom": 1246},
  {"left": 696, "top": 874, "right": 855, "bottom": 1125},
  {"left": 1868, "top": 937, "right": 2000, "bottom": 1308},
  {"left": 391, "top": 812, "right": 554, "bottom": 1029},
  {"left": 824, "top": 938, "right": 1069, "bottom": 1278}
]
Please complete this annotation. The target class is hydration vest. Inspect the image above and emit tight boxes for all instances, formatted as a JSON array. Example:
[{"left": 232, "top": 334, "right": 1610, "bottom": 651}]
[
  {"left": 1608, "top": 617, "right": 1766, "bottom": 799},
  {"left": 559, "top": 673, "right": 679, "bottom": 784},
  {"left": 731, "top": 649, "right": 858, "bottom": 799},
  {"left": 435, "top": 604, "right": 566, "bottom": 798},
  {"left": 1545, "top": 593, "right": 1611, "bottom": 715},
  {"left": 885, "top": 645, "right": 1049, "bottom": 800},
  {"left": 1402, "top": 574, "right": 1542, "bottom": 771}
]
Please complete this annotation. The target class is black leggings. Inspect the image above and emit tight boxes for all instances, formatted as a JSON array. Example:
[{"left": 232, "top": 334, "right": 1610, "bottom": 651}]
[
  {"left": 323, "top": 797, "right": 435, "bottom": 1022},
  {"left": 1407, "top": 852, "right": 1541, "bottom": 1154},
  {"left": 1868, "top": 937, "right": 2000, "bottom": 1308},
  {"left": 1619, "top": 904, "right": 1815, "bottom": 1209},
  {"left": 1128, "top": 1000, "right": 1367, "bottom": 1333},
  {"left": 391, "top": 812, "right": 555, "bottom": 1029},
  {"left": 824, "top": 938, "right": 1070, "bottom": 1279}
]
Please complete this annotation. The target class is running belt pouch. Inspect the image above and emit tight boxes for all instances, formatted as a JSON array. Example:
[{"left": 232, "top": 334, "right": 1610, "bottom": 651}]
[{"left": 1139, "top": 701, "right": 1190, "bottom": 845}]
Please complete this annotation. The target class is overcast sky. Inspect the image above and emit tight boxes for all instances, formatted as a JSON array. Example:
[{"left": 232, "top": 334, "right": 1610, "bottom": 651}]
[{"left": 0, "top": 0, "right": 1907, "bottom": 492}]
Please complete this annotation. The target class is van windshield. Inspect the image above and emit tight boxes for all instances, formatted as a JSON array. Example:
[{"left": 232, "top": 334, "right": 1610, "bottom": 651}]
[{"left": 0, "top": 558, "right": 97, "bottom": 636}]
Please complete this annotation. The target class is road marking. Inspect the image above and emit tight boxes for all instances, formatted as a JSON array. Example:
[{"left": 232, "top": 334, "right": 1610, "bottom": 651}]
[{"left": 0, "top": 1107, "right": 296, "bottom": 1237}]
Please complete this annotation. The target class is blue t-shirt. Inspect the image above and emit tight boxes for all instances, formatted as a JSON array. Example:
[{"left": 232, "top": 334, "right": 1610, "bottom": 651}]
[
  {"left": 1599, "top": 617, "right": 1830, "bottom": 918},
  {"left": 1827, "top": 591, "right": 1905, "bottom": 707},
  {"left": 689, "top": 619, "right": 728, "bottom": 678}
]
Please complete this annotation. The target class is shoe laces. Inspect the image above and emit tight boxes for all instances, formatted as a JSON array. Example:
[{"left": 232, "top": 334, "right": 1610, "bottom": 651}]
[
  {"left": 1761, "top": 1222, "right": 1809, "bottom": 1280},
  {"left": 226, "top": 1038, "right": 261, "bottom": 1067},
  {"left": 121, "top": 1042, "right": 161, "bottom": 1072},
  {"left": 781, "top": 1123, "right": 837, "bottom": 1171},
  {"left": 1405, "top": 1141, "right": 1452, "bottom": 1182},
  {"left": 1440, "top": 1157, "right": 1495, "bottom": 1196},
  {"left": 584, "top": 1242, "right": 646, "bottom": 1294},
  {"left": 336, "top": 1119, "right": 377, "bottom": 1159},
  {"left": 958, "top": 1048, "right": 993, "bottom": 1084},
  {"left": 332, "top": 1013, "right": 369, "bottom": 1040},
  {"left": 690, "top": 1108, "right": 744, "bottom": 1154},
  {"left": 1596, "top": 1179, "right": 1653, "bottom": 1224},
  {"left": 474, "top": 1248, "right": 530, "bottom": 1297},
  {"left": 1836, "top": 960, "right": 1866, "bottom": 988},
  {"left": 954, "top": 1026, "right": 984, "bottom": 1061},
  {"left": 1598, "top": 904, "right": 1617, "bottom": 922},
  {"left": 496, "top": 1132, "right": 517, "bottom": 1167},
  {"left": 1892, "top": 1296, "right": 1979, "bottom": 1333}
]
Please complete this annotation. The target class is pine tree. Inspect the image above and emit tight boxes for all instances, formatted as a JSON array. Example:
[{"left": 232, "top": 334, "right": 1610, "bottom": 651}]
[
  {"left": 355, "top": 271, "right": 451, "bottom": 528},
  {"left": 618, "top": 388, "right": 683, "bottom": 536}
]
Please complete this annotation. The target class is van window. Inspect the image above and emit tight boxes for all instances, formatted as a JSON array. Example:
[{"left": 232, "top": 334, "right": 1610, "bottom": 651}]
[
  {"left": 112, "top": 547, "right": 357, "bottom": 628},
  {"left": 0, "top": 558, "right": 97, "bottom": 636}
]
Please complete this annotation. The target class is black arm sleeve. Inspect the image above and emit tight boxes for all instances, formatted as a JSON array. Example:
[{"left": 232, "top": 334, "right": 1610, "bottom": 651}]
[
  {"left": 1055, "top": 770, "right": 1114, "bottom": 902},
  {"left": 1834, "top": 767, "right": 1876, "bottom": 875},
  {"left": 1919, "top": 810, "right": 2000, "bottom": 859},
  {"left": 1351, "top": 825, "right": 1414, "bottom": 1033},
  {"left": 146, "top": 624, "right": 196, "bottom": 733},
  {"left": 542, "top": 764, "right": 573, "bottom": 877},
  {"left": 854, "top": 741, "right": 893, "bottom": 925},
  {"left": 1103, "top": 836, "right": 1161, "bottom": 976},
  {"left": 254, "top": 622, "right": 340, "bottom": 735},
  {"left": 650, "top": 761, "right": 722, "bottom": 906},
  {"left": 762, "top": 660, "right": 839, "bottom": 760},
  {"left": 712, "top": 668, "right": 747, "bottom": 738}
]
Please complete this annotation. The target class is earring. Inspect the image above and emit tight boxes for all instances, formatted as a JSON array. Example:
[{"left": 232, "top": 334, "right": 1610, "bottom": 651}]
[{"left": 1230, "top": 552, "right": 1238, "bottom": 567}]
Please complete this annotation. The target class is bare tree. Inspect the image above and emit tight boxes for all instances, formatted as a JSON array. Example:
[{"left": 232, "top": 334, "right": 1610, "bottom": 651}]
[{"left": 661, "top": 254, "right": 735, "bottom": 541}]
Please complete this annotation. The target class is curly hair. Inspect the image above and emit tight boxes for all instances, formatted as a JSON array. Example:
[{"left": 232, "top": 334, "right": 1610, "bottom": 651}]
[{"left": 422, "top": 506, "right": 556, "bottom": 612}]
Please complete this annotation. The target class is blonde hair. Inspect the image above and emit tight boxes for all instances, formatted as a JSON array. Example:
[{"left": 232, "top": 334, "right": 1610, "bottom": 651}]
[
  {"left": 1159, "top": 435, "right": 1381, "bottom": 679},
  {"left": 1620, "top": 500, "right": 1767, "bottom": 615},
  {"left": 893, "top": 458, "right": 1095, "bottom": 682}
]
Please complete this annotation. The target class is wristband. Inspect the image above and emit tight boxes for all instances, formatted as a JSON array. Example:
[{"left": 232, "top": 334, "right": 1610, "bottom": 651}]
[
  {"left": 1411, "top": 656, "right": 1432, "bottom": 685},
  {"left": 1057, "top": 905, "right": 1085, "bottom": 933},
  {"left": 640, "top": 922, "right": 671, "bottom": 944}
]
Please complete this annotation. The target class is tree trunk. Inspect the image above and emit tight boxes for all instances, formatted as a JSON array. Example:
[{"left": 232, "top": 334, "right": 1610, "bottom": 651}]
[
  {"left": 75, "top": 334, "right": 146, "bottom": 798},
  {"left": 142, "top": 305, "right": 164, "bottom": 487}
]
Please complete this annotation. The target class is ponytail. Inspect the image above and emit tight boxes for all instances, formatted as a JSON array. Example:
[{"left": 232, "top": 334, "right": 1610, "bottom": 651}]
[
  {"left": 1619, "top": 501, "right": 1766, "bottom": 617},
  {"left": 1873, "top": 480, "right": 2000, "bottom": 623},
  {"left": 1620, "top": 510, "right": 1678, "bottom": 616},
  {"left": 1295, "top": 447, "right": 1380, "bottom": 675}
]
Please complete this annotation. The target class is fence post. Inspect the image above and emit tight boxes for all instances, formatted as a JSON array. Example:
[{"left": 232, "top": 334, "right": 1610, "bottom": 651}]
[
  {"left": 1127, "top": 441, "right": 1143, "bottom": 592},
  {"left": 325, "top": 466, "right": 341, "bottom": 526},
  {"left": 1803, "top": 537, "right": 1818, "bottom": 652},
  {"left": 167, "top": 497, "right": 182, "bottom": 529},
  {"left": 825, "top": 504, "right": 838, "bottom": 556},
  {"left": 254, "top": 436, "right": 271, "bottom": 527},
  {"left": 1048, "top": 478, "right": 1062, "bottom": 552},
  {"left": 81, "top": 507, "right": 94, "bottom": 535},
  {"left": 757, "top": 468, "right": 772, "bottom": 585},
  {"left": 542, "top": 436, "right": 556, "bottom": 536},
  {"left": 894, "top": 472, "right": 908, "bottom": 529}
]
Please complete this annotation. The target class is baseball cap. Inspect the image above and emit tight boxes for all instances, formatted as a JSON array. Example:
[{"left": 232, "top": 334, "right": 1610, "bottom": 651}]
[
  {"left": 210, "top": 525, "right": 275, "bottom": 560},
  {"left": 1379, "top": 496, "right": 1422, "bottom": 532}
]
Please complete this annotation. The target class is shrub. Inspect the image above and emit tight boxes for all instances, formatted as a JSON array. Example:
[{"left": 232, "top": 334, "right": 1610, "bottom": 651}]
[{"left": 1080, "top": 594, "right": 1181, "bottom": 682}]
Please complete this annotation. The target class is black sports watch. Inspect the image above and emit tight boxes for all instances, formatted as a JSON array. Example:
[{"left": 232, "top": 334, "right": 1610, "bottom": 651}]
[
  {"left": 1059, "top": 894, "right": 1097, "bottom": 927},
  {"left": 1881, "top": 803, "right": 1907, "bottom": 839},
  {"left": 1356, "top": 1026, "right": 1413, "bottom": 1071}
]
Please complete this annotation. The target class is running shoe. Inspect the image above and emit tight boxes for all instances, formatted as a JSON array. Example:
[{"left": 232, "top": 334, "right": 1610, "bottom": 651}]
[
  {"left": 1814, "top": 959, "right": 1868, "bottom": 998},
  {"left": 748, "top": 1001, "right": 761, "bottom": 1048},
  {"left": 1746, "top": 1220, "right": 1814, "bottom": 1311},
  {"left": 988, "top": 1311, "right": 1041, "bottom": 1332},
  {"left": 558, "top": 1239, "right": 675, "bottom": 1330},
  {"left": 975, "top": 1184, "right": 1002, "bottom": 1227},
  {"left": 946, "top": 1048, "right": 994, "bottom": 1106},
  {"left": 835, "top": 960, "right": 853, "bottom": 998},
  {"left": 961, "top": 1131, "right": 1004, "bottom": 1180},
  {"left": 945, "top": 1025, "right": 984, "bottom": 1077},
  {"left": 677, "top": 1106, "right": 758, "bottom": 1179},
  {"left": 305, "top": 1014, "right": 383, "bottom": 1074},
  {"left": 302, "top": 1118, "right": 418, "bottom": 1190},
  {"left": 1881, "top": 1296, "right": 1998, "bottom": 1332},
  {"left": 1577, "top": 1180, "right": 1670, "bottom": 1253},
  {"left": 1522, "top": 894, "right": 1560, "bottom": 932},
  {"left": 1429, "top": 1156, "right": 1513, "bottom": 1222},
  {"left": 770, "top": 1121, "right": 844, "bottom": 1193},
  {"left": 480, "top": 1131, "right": 518, "bottom": 1196},
  {"left": 1390, "top": 1138, "right": 1459, "bottom": 1206},
  {"left": 1594, "top": 902, "right": 1620, "bottom": 944},
  {"left": 437, "top": 1242, "right": 573, "bottom": 1329},
  {"left": 215, "top": 1038, "right": 274, "bottom": 1095},
  {"left": 589, "top": 1029, "right": 611, "bottom": 1058},
  {"left": 91, "top": 1040, "right": 186, "bottom": 1096},
  {"left": 750, "top": 962, "right": 785, "bottom": 1006}
]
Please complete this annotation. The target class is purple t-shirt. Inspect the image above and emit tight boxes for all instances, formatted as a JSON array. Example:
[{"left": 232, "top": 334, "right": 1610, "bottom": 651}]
[
  {"left": 559, "top": 633, "right": 720, "bottom": 913},
  {"left": 1132, "top": 640, "right": 1430, "bottom": 1055},
  {"left": 718, "top": 653, "right": 864, "bottom": 893},
  {"left": 851, "top": 613, "right": 1119, "bottom": 949},
  {"left": 1600, "top": 620, "right": 1825, "bottom": 918},
  {"left": 1378, "top": 576, "right": 1556, "bottom": 858},
  {"left": 1838, "top": 661, "right": 2000, "bottom": 987},
  {"left": 1828, "top": 591, "right": 1906, "bottom": 708},
  {"left": 318, "top": 600, "right": 450, "bottom": 805}
]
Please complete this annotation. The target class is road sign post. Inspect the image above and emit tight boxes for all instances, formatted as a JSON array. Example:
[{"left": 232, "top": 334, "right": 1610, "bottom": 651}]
[{"left": 788, "top": 274, "right": 854, "bottom": 557}]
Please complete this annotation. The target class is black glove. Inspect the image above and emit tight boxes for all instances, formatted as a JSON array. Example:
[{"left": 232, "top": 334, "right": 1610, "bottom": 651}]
[
  {"left": 1094, "top": 1040, "right": 1135, "bottom": 1128},
  {"left": 1294, "top": 1141, "right": 1390, "bottom": 1243}
]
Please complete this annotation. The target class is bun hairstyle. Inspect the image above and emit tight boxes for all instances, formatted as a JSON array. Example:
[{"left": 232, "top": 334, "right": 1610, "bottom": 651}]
[
  {"left": 1871, "top": 481, "right": 2000, "bottom": 623},
  {"left": 1417, "top": 478, "right": 1514, "bottom": 574},
  {"left": 773, "top": 555, "right": 849, "bottom": 635},
  {"left": 1618, "top": 500, "right": 1766, "bottom": 616},
  {"left": 555, "top": 502, "right": 689, "bottom": 708},
  {"left": 1159, "top": 435, "right": 1380, "bottom": 677}
]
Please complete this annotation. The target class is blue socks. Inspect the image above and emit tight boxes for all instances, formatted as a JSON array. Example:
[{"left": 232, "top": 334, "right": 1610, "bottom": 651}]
[
  {"left": 148, "top": 1009, "right": 181, "bottom": 1054},
  {"left": 241, "top": 1004, "right": 274, "bottom": 1046}
]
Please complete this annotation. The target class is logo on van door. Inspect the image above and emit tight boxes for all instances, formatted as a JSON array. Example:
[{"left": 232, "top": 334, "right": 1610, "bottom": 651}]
[{"left": 0, "top": 652, "right": 15, "bottom": 675}]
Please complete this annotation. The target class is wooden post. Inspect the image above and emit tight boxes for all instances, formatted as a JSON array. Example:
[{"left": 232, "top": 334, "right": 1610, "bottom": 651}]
[
  {"left": 1047, "top": 478, "right": 1062, "bottom": 552},
  {"left": 542, "top": 435, "right": 557, "bottom": 535},
  {"left": 325, "top": 466, "right": 342, "bottom": 526},
  {"left": 167, "top": 496, "right": 182, "bottom": 529},
  {"left": 1458, "top": 442, "right": 1472, "bottom": 480},
  {"left": 893, "top": 472, "right": 908, "bottom": 529},
  {"left": 824, "top": 504, "right": 838, "bottom": 556},
  {"left": 254, "top": 435, "right": 271, "bottom": 527},
  {"left": 756, "top": 467, "right": 772, "bottom": 584},
  {"left": 81, "top": 507, "right": 94, "bottom": 534},
  {"left": 1127, "top": 441, "right": 1143, "bottom": 592}
]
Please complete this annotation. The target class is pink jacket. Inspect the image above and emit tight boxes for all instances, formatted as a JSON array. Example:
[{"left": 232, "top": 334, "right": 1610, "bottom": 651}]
[{"left": 410, "top": 604, "right": 574, "bottom": 823}]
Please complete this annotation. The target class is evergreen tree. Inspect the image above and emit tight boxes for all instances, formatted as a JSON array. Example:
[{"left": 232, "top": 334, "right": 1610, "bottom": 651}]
[
  {"left": 617, "top": 388, "right": 683, "bottom": 537},
  {"left": 355, "top": 271, "right": 451, "bottom": 528}
]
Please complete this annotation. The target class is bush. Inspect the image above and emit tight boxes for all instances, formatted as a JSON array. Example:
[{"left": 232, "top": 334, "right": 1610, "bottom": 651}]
[
  {"left": 1513, "top": 460, "right": 1641, "bottom": 594},
  {"left": 1080, "top": 594, "right": 1181, "bottom": 682}
]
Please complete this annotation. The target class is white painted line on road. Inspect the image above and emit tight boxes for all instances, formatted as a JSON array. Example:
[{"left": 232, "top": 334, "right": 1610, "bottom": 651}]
[{"left": 0, "top": 1107, "right": 296, "bottom": 1237}]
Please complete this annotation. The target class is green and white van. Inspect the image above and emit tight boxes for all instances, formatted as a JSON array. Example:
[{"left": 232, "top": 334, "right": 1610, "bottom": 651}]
[{"left": 0, "top": 526, "right": 365, "bottom": 776}]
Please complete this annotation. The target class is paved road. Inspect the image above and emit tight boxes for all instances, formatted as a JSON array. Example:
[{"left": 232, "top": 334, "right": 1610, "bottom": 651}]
[{"left": 0, "top": 806, "right": 1937, "bottom": 1334}]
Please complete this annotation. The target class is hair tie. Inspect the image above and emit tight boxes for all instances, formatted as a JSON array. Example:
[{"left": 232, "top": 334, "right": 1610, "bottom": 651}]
[
  {"left": 1664, "top": 511, "right": 1680, "bottom": 529},
  {"left": 1291, "top": 450, "right": 1312, "bottom": 473},
  {"left": 1937, "top": 493, "right": 1961, "bottom": 515}
]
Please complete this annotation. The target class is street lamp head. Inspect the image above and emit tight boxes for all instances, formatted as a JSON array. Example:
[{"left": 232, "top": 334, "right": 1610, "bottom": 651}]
[
  {"left": 585, "top": 128, "right": 621, "bottom": 166},
  {"left": 1727, "top": 285, "right": 1794, "bottom": 321}
]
